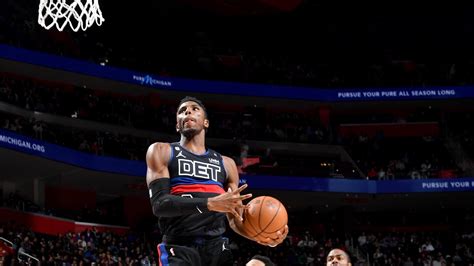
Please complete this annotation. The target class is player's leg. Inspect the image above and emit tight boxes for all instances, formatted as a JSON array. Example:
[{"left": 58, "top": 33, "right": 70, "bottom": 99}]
[
  {"left": 200, "top": 237, "right": 233, "bottom": 266},
  {"left": 157, "top": 243, "right": 201, "bottom": 266}
]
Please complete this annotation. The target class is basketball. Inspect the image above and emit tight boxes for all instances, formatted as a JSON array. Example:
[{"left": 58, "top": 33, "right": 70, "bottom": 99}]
[{"left": 242, "top": 196, "right": 288, "bottom": 242}]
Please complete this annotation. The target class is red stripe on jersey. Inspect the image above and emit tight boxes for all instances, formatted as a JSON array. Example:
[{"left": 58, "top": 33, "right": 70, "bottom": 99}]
[{"left": 171, "top": 184, "right": 225, "bottom": 194}]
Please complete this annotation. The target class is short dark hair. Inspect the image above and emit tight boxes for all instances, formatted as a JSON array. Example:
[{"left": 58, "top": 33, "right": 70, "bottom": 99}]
[
  {"left": 328, "top": 248, "right": 352, "bottom": 263},
  {"left": 178, "top": 96, "right": 208, "bottom": 118},
  {"left": 251, "top": 255, "right": 275, "bottom": 266}
]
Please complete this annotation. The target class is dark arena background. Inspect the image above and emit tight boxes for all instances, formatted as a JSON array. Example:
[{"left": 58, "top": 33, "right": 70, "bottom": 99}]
[{"left": 0, "top": 0, "right": 474, "bottom": 265}]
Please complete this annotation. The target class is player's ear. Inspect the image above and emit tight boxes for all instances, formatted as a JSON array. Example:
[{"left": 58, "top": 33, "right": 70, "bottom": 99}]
[
  {"left": 176, "top": 121, "right": 180, "bottom": 132},
  {"left": 204, "top": 119, "right": 209, "bottom": 129}
]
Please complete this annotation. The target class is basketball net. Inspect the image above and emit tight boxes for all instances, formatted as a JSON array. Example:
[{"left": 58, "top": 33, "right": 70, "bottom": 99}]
[{"left": 38, "top": 0, "right": 104, "bottom": 31}]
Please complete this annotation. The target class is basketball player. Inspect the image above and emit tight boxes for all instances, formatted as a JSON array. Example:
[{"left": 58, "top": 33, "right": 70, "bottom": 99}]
[
  {"left": 327, "top": 248, "right": 352, "bottom": 266},
  {"left": 146, "top": 96, "right": 288, "bottom": 265}
]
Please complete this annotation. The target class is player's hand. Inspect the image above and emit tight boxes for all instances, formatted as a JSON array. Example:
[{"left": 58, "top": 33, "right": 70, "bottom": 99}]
[
  {"left": 207, "top": 184, "right": 252, "bottom": 220},
  {"left": 256, "top": 225, "right": 289, "bottom": 247}
]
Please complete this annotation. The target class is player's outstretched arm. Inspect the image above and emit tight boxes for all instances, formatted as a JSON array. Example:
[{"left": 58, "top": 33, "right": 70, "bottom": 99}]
[
  {"left": 146, "top": 143, "right": 251, "bottom": 217},
  {"left": 222, "top": 156, "right": 254, "bottom": 238},
  {"left": 223, "top": 155, "right": 288, "bottom": 247}
]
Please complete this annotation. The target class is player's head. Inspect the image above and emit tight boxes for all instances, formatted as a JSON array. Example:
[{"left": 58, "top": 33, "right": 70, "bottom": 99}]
[
  {"left": 327, "top": 248, "right": 352, "bottom": 266},
  {"left": 246, "top": 255, "right": 275, "bottom": 266},
  {"left": 176, "top": 96, "right": 209, "bottom": 138}
]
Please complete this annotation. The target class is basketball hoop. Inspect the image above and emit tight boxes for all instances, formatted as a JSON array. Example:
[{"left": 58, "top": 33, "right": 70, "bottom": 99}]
[{"left": 38, "top": 0, "right": 104, "bottom": 32}]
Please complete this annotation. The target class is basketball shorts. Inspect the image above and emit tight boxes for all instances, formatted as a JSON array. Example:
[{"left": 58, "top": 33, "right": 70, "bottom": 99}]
[{"left": 157, "top": 236, "right": 233, "bottom": 266}]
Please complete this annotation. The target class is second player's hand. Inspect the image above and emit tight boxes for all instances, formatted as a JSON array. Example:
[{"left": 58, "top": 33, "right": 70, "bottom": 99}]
[{"left": 207, "top": 184, "right": 252, "bottom": 220}]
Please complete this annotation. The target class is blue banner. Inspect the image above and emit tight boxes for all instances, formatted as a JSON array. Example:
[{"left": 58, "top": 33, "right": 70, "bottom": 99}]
[
  {"left": 1, "top": 128, "right": 473, "bottom": 193},
  {"left": 0, "top": 129, "right": 146, "bottom": 176},
  {"left": 1, "top": 44, "right": 474, "bottom": 102},
  {"left": 241, "top": 175, "right": 474, "bottom": 193}
]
